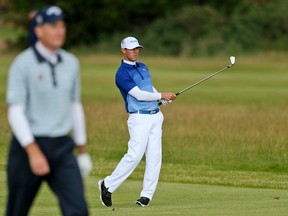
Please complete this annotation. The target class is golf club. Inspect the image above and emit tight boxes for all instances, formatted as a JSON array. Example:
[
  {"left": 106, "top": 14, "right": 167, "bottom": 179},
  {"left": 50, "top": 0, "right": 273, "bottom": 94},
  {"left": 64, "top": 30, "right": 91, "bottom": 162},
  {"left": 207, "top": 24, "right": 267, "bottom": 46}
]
[{"left": 159, "top": 56, "right": 236, "bottom": 105}]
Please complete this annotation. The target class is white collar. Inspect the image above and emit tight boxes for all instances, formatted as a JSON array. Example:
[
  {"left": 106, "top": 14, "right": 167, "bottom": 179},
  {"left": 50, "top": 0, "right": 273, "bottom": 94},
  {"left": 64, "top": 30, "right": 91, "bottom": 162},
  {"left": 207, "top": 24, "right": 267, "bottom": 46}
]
[
  {"left": 123, "top": 60, "right": 136, "bottom": 65},
  {"left": 35, "top": 41, "right": 59, "bottom": 65}
]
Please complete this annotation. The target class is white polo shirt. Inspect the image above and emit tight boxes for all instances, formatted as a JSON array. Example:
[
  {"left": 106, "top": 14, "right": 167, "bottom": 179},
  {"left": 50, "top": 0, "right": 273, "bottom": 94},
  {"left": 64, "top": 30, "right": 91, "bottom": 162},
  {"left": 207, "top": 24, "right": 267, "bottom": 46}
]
[{"left": 6, "top": 44, "right": 81, "bottom": 138}]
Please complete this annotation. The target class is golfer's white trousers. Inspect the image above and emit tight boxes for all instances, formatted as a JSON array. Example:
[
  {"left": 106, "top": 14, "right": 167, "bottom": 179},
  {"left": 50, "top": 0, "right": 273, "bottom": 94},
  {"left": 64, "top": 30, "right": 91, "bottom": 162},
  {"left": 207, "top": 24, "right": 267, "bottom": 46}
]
[{"left": 104, "top": 111, "right": 164, "bottom": 200}]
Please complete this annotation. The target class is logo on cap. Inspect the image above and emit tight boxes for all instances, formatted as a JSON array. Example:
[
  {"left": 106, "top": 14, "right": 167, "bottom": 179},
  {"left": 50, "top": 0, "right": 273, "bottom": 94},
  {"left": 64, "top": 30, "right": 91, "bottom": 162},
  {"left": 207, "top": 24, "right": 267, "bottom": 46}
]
[
  {"left": 35, "top": 5, "right": 64, "bottom": 25},
  {"left": 46, "top": 6, "right": 62, "bottom": 16},
  {"left": 35, "top": 15, "right": 43, "bottom": 24}
]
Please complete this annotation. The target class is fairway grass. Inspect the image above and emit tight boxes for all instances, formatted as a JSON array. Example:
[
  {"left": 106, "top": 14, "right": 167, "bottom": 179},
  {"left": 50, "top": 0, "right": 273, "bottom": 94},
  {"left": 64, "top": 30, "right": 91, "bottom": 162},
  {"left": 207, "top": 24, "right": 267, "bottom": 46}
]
[
  {"left": 1, "top": 52, "right": 288, "bottom": 215},
  {"left": 0, "top": 171, "right": 287, "bottom": 216}
]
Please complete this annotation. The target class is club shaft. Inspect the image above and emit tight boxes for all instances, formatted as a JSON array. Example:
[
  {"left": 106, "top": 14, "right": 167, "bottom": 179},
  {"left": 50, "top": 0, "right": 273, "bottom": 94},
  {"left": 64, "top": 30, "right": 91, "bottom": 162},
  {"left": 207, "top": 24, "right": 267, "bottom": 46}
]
[
  {"left": 177, "top": 64, "right": 232, "bottom": 95},
  {"left": 158, "top": 62, "right": 234, "bottom": 106}
]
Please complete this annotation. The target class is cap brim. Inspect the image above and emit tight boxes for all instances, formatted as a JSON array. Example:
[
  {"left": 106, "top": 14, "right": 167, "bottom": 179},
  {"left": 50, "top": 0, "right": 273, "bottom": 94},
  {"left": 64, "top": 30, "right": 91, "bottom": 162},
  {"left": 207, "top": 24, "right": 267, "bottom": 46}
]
[
  {"left": 47, "top": 14, "right": 65, "bottom": 23},
  {"left": 36, "top": 14, "right": 65, "bottom": 26},
  {"left": 125, "top": 45, "right": 144, "bottom": 49}
]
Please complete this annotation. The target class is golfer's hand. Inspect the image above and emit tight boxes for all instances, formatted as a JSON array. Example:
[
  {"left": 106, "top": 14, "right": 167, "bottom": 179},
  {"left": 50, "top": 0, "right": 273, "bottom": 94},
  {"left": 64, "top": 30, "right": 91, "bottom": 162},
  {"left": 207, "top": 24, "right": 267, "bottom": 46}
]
[
  {"left": 161, "top": 92, "right": 177, "bottom": 101},
  {"left": 77, "top": 153, "right": 93, "bottom": 178},
  {"left": 25, "top": 142, "right": 50, "bottom": 176}
]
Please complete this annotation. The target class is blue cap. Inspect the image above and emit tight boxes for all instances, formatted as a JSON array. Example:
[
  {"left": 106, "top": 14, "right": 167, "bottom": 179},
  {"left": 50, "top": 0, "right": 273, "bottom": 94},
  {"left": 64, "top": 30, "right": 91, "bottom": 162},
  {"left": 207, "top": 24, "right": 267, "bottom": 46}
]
[{"left": 34, "top": 6, "right": 64, "bottom": 25}]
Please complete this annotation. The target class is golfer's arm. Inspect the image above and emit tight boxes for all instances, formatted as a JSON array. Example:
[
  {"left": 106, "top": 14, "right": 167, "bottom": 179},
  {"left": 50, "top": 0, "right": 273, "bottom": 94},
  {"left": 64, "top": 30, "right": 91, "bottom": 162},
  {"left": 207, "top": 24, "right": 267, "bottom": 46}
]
[
  {"left": 152, "top": 86, "right": 158, "bottom": 93},
  {"left": 8, "top": 104, "right": 34, "bottom": 147},
  {"left": 129, "top": 86, "right": 161, "bottom": 101},
  {"left": 71, "top": 101, "right": 87, "bottom": 148}
]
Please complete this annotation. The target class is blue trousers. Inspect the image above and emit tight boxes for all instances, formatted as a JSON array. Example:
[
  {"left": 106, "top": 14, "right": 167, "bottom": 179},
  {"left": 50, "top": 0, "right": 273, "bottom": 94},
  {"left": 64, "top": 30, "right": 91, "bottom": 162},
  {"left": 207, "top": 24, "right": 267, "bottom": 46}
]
[{"left": 6, "top": 136, "right": 89, "bottom": 216}]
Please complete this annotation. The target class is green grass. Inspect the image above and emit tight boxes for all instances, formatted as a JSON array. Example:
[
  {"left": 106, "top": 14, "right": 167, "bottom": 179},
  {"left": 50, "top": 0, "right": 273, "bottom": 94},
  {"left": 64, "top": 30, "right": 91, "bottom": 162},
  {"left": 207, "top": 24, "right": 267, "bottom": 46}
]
[
  {"left": 0, "top": 25, "right": 23, "bottom": 40},
  {"left": 0, "top": 52, "right": 288, "bottom": 214},
  {"left": 0, "top": 172, "right": 287, "bottom": 216},
  {"left": 76, "top": 53, "right": 288, "bottom": 178}
]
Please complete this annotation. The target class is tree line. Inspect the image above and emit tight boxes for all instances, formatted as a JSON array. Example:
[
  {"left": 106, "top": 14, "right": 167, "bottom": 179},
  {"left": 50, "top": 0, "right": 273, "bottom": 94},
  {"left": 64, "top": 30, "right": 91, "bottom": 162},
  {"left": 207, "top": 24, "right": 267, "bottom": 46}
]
[{"left": 2, "top": 0, "right": 288, "bottom": 56}]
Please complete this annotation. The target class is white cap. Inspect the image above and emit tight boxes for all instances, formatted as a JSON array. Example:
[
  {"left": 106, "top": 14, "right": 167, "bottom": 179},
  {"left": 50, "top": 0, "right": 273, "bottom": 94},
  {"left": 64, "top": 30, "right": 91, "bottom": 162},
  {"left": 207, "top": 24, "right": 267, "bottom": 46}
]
[{"left": 121, "top": 37, "right": 143, "bottom": 49}]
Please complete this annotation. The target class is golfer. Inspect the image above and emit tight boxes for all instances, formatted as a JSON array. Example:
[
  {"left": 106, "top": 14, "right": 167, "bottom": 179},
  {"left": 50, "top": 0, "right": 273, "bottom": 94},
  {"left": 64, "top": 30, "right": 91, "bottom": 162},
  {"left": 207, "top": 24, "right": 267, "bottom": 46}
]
[
  {"left": 98, "top": 36, "right": 176, "bottom": 207},
  {"left": 6, "top": 6, "right": 92, "bottom": 216}
]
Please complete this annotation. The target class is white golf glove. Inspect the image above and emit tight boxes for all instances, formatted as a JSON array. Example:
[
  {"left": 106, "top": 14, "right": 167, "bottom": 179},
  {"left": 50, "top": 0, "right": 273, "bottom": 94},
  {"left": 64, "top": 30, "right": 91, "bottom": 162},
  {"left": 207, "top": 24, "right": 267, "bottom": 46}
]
[
  {"left": 77, "top": 153, "right": 93, "bottom": 178},
  {"left": 159, "top": 99, "right": 169, "bottom": 106}
]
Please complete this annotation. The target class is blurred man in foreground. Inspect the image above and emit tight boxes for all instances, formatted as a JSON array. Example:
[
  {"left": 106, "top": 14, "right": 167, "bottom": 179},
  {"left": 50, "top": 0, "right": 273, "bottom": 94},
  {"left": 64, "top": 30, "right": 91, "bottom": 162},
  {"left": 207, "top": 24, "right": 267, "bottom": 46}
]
[{"left": 6, "top": 5, "right": 92, "bottom": 216}]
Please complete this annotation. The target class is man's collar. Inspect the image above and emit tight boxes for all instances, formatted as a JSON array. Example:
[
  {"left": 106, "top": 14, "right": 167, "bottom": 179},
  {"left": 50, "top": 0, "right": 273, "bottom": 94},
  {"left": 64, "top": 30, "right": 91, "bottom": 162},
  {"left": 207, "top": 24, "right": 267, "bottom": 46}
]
[
  {"left": 123, "top": 59, "right": 136, "bottom": 65},
  {"left": 122, "top": 60, "right": 139, "bottom": 68},
  {"left": 33, "top": 42, "right": 62, "bottom": 64}
]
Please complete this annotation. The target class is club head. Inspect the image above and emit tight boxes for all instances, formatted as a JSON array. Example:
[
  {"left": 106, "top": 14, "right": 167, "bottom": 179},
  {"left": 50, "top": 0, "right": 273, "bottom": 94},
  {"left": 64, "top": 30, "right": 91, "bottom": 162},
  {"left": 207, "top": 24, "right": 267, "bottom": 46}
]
[{"left": 230, "top": 56, "right": 236, "bottom": 65}]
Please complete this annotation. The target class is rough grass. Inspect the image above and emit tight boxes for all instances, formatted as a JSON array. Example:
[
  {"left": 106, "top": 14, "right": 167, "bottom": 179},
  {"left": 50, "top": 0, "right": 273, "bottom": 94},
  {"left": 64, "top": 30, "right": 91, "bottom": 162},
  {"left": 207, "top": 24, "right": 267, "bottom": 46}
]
[{"left": 0, "top": 52, "right": 288, "bottom": 191}]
